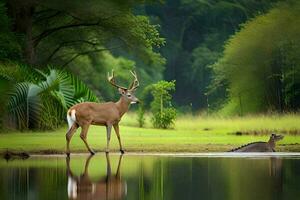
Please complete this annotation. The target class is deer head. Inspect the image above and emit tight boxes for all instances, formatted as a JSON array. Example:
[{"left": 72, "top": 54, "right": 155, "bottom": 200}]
[{"left": 108, "top": 70, "right": 140, "bottom": 104}]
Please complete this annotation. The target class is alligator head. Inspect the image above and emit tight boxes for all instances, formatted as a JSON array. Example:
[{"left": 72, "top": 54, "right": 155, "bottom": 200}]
[{"left": 270, "top": 133, "right": 284, "bottom": 142}]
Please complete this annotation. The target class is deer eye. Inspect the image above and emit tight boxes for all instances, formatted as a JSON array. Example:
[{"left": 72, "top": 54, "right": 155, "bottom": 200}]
[{"left": 127, "top": 94, "right": 131, "bottom": 97}]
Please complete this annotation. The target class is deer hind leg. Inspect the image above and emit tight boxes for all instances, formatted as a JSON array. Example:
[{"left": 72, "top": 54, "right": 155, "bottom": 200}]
[
  {"left": 66, "top": 124, "right": 78, "bottom": 156},
  {"left": 113, "top": 123, "right": 124, "bottom": 154},
  {"left": 106, "top": 124, "right": 112, "bottom": 153},
  {"left": 80, "top": 124, "right": 95, "bottom": 155}
]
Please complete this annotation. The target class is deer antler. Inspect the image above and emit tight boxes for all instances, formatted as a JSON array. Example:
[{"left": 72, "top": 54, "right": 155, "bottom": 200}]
[
  {"left": 107, "top": 70, "right": 128, "bottom": 90},
  {"left": 129, "top": 70, "right": 139, "bottom": 91}
]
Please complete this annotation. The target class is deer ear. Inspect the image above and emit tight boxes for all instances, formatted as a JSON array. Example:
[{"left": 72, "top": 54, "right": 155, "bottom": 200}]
[{"left": 118, "top": 88, "right": 126, "bottom": 95}]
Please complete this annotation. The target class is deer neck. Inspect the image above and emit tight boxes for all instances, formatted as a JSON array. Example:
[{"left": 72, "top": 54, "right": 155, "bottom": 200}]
[{"left": 115, "top": 96, "right": 130, "bottom": 117}]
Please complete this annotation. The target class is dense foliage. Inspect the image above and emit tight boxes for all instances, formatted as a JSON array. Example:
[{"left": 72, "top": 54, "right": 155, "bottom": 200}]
[
  {"left": 1, "top": 0, "right": 300, "bottom": 131},
  {"left": 1, "top": 64, "right": 98, "bottom": 130},
  {"left": 212, "top": 0, "right": 300, "bottom": 115},
  {"left": 0, "top": 0, "right": 164, "bottom": 130},
  {"left": 144, "top": 0, "right": 281, "bottom": 110},
  {"left": 0, "top": 0, "right": 165, "bottom": 100}
]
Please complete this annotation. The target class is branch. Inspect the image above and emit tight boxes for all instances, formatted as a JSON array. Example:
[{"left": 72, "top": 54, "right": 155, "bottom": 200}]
[
  {"left": 33, "top": 13, "right": 121, "bottom": 47},
  {"left": 33, "top": 20, "right": 101, "bottom": 47},
  {"left": 34, "top": 10, "right": 62, "bottom": 23},
  {"left": 46, "top": 39, "right": 101, "bottom": 62},
  {"left": 34, "top": 8, "right": 54, "bottom": 16},
  {"left": 61, "top": 46, "right": 123, "bottom": 68}
]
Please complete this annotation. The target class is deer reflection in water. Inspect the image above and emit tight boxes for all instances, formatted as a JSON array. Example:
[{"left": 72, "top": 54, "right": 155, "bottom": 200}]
[{"left": 66, "top": 154, "right": 127, "bottom": 200}]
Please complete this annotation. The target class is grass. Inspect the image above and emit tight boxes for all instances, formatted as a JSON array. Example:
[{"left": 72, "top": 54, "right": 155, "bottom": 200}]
[{"left": 1, "top": 113, "right": 300, "bottom": 154}]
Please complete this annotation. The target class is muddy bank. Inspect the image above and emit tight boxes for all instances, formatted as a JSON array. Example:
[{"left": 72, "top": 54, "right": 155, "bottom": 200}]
[{"left": 2, "top": 151, "right": 30, "bottom": 160}]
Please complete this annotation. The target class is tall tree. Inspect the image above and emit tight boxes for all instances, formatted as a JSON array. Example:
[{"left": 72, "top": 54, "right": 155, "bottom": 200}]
[
  {"left": 5, "top": 0, "right": 164, "bottom": 67},
  {"left": 212, "top": 0, "right": 300, "bottom": 114}
]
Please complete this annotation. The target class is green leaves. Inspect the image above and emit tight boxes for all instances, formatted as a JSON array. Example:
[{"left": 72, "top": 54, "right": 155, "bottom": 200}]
[
  {"left": 212, "top": 1, "right": 300, "bottom": 115},
  {"left": 70, "top": 73, "right": 99, "bottom": 103},
  {"left": 7, "top": 83, "right": 31, "bottom": 129},
  {"left": 4, "top": 67, "right": 99, "bottom": 130},
  {"left": 25, "top": 0, "right": 165, "bottom": 67},
  {"left": 149, "top": 80, "right": 176, "bottom": 129}
]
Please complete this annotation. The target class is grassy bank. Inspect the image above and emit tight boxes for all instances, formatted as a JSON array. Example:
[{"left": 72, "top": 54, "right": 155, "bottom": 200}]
[{"left": 1, "top": 113, "right": 300, "bottom": 154}]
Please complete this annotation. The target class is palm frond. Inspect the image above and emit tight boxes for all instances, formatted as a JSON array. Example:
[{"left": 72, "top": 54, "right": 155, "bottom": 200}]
[
  {"left": 70, "top": 73, "right": 99, "bottom": 103},
  {"left": 5, "top": 66, "right": 99, "bottom": 130}
]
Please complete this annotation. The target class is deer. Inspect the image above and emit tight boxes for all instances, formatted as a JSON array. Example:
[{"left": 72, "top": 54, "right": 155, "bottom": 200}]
[
  {"left": 66, "top": 154, "right": 127, "bottom": 200},
  {"left": 66, "top": 70, "right": 140, "bottom": 156}
]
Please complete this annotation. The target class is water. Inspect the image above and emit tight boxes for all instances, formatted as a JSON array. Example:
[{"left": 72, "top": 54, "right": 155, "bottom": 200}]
[{"left": 0, "top": 153, "right": 300, "bottom": 200}]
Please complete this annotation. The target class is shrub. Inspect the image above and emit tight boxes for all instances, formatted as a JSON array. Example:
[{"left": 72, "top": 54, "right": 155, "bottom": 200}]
[
  {"left": 150, "top": 80, "right": 176, "bottom": 129},
  {"left": 152, "top": 107, "right": 176, "bottom": 129}
]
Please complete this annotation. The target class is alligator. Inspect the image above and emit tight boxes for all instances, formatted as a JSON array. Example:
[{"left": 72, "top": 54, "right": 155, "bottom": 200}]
[{"left": 229, "top": 133, "right": 284, "bottom": 152}]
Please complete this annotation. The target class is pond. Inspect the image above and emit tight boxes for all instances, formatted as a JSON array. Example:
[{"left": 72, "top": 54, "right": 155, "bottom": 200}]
[{"left": 0, "top": 153, "right": 300, "bottom": 200}]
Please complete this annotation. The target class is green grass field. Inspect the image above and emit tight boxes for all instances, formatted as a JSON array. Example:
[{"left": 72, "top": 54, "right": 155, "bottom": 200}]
[{"left": 1, "top": 113, "right": 300, "bottom": 154}]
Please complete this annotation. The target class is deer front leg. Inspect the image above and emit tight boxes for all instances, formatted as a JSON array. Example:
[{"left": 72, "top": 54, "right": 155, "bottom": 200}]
[
  {"left": 116, "top": 154, "right": 123, "bottom": 178},
  {"left": 80, "top": 124, "right": 95, "bottom": 155},
  {"left": 106, "top": 124, "right": 112, "bottom": 153},
  {"left": 83, "top": 154, "right": 94, "bottom": 176},
  {"left": 113, "top": 123, "right": 124, "bottom": 154}
]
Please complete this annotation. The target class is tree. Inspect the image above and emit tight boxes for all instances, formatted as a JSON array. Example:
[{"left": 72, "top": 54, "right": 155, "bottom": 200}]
[
  {"left": 145, "top": 0, "right": 280, "bottom": 109},
  {"left": 1, "top": 0, "right": 166, "bottom": 117},
  {"left": 150, "top": 80, "right": 176, "bottom": 129},
  {"left": 5, "top": 0, "right": 165, "bottom": 67},
  {"left": 0, "top": 2, "right": 21, "bottom": 61},
  {"left": 212, "top": 0, "right": 300, "bottom": 115}
]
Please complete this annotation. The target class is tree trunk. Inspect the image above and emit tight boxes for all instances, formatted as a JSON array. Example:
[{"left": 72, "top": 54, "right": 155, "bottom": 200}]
[{"left": 6, "top": 0, "right": 36, "bottom": 65}]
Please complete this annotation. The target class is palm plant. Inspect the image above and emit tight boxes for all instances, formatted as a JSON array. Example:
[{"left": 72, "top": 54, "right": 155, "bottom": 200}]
[{"left": 2, "top": 66, "right": 99, "bottom": 130}]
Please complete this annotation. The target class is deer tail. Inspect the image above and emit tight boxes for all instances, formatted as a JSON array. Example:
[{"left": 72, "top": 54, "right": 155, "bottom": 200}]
[{"left": 67, "top": 109, "right": 76, "bottom": 130}]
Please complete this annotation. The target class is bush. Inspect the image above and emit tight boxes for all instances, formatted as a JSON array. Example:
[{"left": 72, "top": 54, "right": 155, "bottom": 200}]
[
  {"left": 152, "top": 107, "right": 176, "bottom": 129},
  {"left": 150, "top": 80, "right": 176, "bottom": 129}
]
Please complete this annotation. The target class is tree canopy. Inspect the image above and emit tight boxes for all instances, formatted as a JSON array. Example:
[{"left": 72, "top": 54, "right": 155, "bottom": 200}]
[
  {"left": 212, "top": 0, "right": 300, "bottom": 114},
  {"left": 5, "top": 0, "right": 164, "bottom": 66}
]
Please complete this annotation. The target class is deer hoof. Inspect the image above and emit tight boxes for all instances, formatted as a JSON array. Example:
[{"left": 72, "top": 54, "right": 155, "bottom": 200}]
[
  {"left": 66, "top": 152, "right": 70, "bottom": 157},
  {"left": 90, "top": 150, "right": 95, "bottom": 155},
  {"left": 120, "top": 149, "right": 125, "bottom": 154}
]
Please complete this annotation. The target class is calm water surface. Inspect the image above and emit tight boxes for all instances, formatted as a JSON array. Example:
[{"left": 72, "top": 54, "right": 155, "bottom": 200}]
[{"left": 0, "top": 154, "right": 300, "bottom": 200}]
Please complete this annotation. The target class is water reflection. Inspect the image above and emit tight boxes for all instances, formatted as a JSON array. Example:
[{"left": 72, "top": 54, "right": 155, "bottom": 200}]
[
  {"left": 67, "top": 154, "right": 126, "bottom": 200},
  {"left": 0, "top": 155, "right": 300, "bottom": 200}
]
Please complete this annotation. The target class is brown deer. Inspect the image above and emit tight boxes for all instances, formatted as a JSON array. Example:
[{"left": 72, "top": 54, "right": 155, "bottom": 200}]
[
  {"left": 67, "top": 154, "right": 126, "bottom": 200},
  {"left": 66, "top": 70, "right": 139, "bottom": 156}
]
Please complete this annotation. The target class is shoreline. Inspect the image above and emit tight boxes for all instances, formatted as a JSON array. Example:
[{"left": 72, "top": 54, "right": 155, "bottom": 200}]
[
  {"left": 2, "top": 151, "right": 300, "bottom": 159},
  {"left": 1, "top": 144, "right": 300, "bottom": 158}
]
